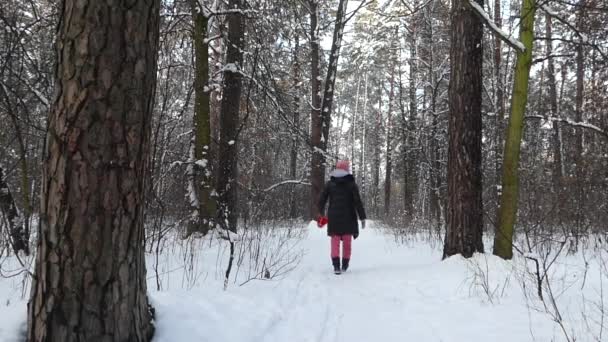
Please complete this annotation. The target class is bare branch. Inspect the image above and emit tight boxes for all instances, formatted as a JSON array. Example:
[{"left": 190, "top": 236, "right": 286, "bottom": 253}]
[{"left": 468, "top": 0, "right": 526, "bottom": 53}]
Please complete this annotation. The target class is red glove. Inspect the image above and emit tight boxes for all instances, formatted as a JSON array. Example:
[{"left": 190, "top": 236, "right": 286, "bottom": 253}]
[{"left": 317, "top": 216, "right": 328, "bottom": 228}]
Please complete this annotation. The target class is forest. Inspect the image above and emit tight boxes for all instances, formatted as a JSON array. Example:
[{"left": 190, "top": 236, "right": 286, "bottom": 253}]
[{"left": 0, "top": 0, "right": 607, "bottom": 341}]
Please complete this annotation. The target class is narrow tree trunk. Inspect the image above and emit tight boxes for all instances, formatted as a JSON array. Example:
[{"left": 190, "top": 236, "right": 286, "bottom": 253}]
[
  {"left": 360, "top": 75, "right": 369, "bottom": 206},
  {"left": 545, "top": 14, "right": 564, "bottom": 184},
  {"left": 0, "top": 165, "right": 27, "bottom": 254},
  {"left": 493, "top": 0, "right": 537, "bottom": 260},
  {"left": 311, "top": 0, "right": 348, "bottom": 217},
  {"left": 290, "top": 35, "right": 301, "bottom": 218},
  {"left": 27, "top": 0, "right": 160, "bottom": 340},
  {"left": 309, "top": 0, "right": 323, "bottom": 218},
  {"left": 493, "top": 0, "right": 505, "bottom": 211},
  {"left": 217, "top": 0, "right": 244, "bottom": 233},
  {"left": 574, "top": 0, "right": 586, "bottom": 161},
  {"left": 320, "top": 0, "right": 348, "bottom": 153},
  {"left": 186, "top": 1, "right": 217, "bottom": 237},
  {"left": 372, "top": 107, "right": 381, "bottom": 217},
  {"left": 424, "top": 7, "right": 442, "bottom": 223},
  {"left": 443, "top": 0, "right": 484, "bottom": 259},
  {"left": 351, "top": 75, "right": 361, "bottom": 177},
  {"left": 384, "top": 66, "right": 395, "bottom": 215},
  {"left": 0, "top": 82, "right": 32, "bottom": 254},
  {"left": 405, "top": 13, "right": 419, "bottom": 217}
]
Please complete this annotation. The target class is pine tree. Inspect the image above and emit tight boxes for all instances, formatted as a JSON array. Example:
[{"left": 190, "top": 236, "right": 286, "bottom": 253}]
[{"left": 27, "top": 0, "right": 160, "bottom": 340}]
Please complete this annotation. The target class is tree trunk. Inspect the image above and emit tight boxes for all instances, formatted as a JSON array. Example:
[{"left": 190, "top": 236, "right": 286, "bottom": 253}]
[
  {"left": 384, "top": 65, "right": 395, "bottom": 215},
  {"left": 404, "top": 13, "right": 419, "bottom": 218},
  {"left": 0, "top": 165, "right": 27, "bottom": 254},
  {"left": 351, "top": 75, "right": 361, "bottom": 178},
  {"left": 372, "top": 106, "right": 381, "bottom": 217},
  {"left": 574, "top": 0, "right": 586, "bottom": 161},
  {"left": 443, "top": 0, "right": 484, "bottom": 259},
  {"left": 8, "top": 113, "right": 32, "bottom": 253},
  {"left": 320, "top": 0, "right": 348, "bottom": 153},
  {"left": 310, "top": 0, "right": 348, "bottom": 217},
  {"left": 27, "top": 0, "right": 160, "bottom": 340},
  {"left": 217, "top": 0, "right": 244, "bottom": 233},
  {"left": 290, "top": 35, "right": 301, "bottom": 218},
  {"left": 0, "top": 80, "right": 32, "bottom": 255},
  {"left": 493, "top": 0, "right": 537, "bottom": 260},
  {"left": 545, "top": 14, "right": 564, "bottom": 184},
  {"left": 186, "top": 1, "right": 217, "bottom": 237},
  {"left": 309, "top": 0, "right": 323, "bottom": 218},
  {"left": 493, "top": 0, "right": 505, "bottom": 212}
]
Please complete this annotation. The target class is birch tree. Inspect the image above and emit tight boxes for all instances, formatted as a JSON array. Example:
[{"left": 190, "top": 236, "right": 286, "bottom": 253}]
[{"left": 493, "top": 0, "right": 537, "bottom": 259}]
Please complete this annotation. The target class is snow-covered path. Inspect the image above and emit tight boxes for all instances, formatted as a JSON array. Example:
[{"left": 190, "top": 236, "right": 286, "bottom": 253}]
[
  {"left": 151, "top": 223, "right": 563, "bottom": 342},
  {"left": 0, "top": 222, "right": 582, "bottom": 341}
]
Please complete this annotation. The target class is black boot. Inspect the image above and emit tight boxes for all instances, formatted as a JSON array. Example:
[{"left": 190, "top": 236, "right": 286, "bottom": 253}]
[
  {"left": 332, "top": 257, "right": 341, "bottom": 274},
  {"left": 341, "top": 258, "right": 350, "bottom": 272}
]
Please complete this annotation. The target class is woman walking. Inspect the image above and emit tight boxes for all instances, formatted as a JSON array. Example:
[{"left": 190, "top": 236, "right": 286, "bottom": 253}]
[{"left": 318, "top": 160, "right": 367, "bottom": 274}]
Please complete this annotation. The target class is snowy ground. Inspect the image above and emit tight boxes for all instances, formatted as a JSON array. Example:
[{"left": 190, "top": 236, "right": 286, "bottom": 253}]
[{"left": 1, "top": 221, "right": 607, "bottom": 341}]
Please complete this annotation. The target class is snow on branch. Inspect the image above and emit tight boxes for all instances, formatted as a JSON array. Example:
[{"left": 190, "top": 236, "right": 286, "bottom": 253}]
[
  {"left": 526, "top": 115, "right": 608, "bottom": 139},
  {"left": 468, "top": 0, "right": 526, "bottom": 53},
  {"left": 540, "top": 4, "right": 608, "bottom": 60},
  {"left": 238, "top": 179, "right": 311, "bottom": 194},
  {"left": 263, "top": 180, "right": 312, "bottom": 192},
  {"left": 209, "top": 9, "right": 259, "bottom": 17}
]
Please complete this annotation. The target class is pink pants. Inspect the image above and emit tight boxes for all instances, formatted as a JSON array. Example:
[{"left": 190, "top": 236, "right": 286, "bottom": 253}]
[{"left": 331, "top": 235, "right": 352, "bottom": 259}]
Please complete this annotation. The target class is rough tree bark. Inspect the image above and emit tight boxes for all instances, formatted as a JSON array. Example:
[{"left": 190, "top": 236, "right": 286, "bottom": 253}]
[
  {"left": 27, "top": 0, "right": 160, "bottom": 340},
  {"left": 443, "top": 0, "right": 484, "bottom": 259},
  {"left": 186, "top": 0, "right": 217, "bottom": 237},
  {"left": 494, "top": 0, "right": 537, "bottom": 260},
  {"left": 217, "top": 0, "right": 244, "bottom": 233}
]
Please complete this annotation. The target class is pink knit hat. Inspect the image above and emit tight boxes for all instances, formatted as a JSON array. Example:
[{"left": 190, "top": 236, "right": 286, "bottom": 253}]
[{"left": 336, "top": 160, "right": 350, "bottom": 172}]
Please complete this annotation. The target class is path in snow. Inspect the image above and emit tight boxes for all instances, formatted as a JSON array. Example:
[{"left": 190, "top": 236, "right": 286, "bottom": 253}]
[
  {"left": 151, "top": 222, "right": 563, "bottom": 342},
  {"left": 0, "top": 221, "right": 575, "bottom": 342}
]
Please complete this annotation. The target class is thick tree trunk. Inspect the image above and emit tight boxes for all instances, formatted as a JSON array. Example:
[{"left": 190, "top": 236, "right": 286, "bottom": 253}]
[
  {"left": 27, "top": 0, "right": 160, "bottom": 340},
  {"left": 217, "top": 0, "right": 244, "bottom": 233},
  {"left": 443, "top": 0, "right": 484, "bottom": 259},
  {"left": 186, "top": 1, "right": 217, "bottom": 237},
  {"left": 494, "top": 0, "right": 537, "bottom": 260},
  {"left": 309, "top": 0, "right": 323, "bottom": 218}
]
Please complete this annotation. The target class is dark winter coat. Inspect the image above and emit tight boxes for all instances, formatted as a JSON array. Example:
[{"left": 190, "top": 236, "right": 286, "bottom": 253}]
[{"left": 319, "top": 172, "right": 367, "bottom": 239}]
